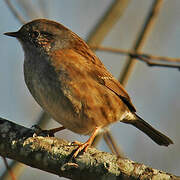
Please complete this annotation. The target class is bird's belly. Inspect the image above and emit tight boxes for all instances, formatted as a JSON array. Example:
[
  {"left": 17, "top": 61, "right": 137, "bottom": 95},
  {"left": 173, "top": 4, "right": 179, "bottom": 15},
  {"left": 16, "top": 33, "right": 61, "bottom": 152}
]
[
  {"left": 33, "top": 84, "right": 96, "bottom": 134},
  {"left": 26, "top": 76, "right": 126, "bottom": 135},
  {"left": 24, "top": 72, "right": 96, "bottom": 135}
]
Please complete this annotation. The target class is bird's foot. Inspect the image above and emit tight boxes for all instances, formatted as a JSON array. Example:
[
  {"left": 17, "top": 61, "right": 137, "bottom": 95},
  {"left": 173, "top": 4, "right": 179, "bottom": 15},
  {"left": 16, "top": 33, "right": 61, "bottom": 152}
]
[
  {"left": 31, "top": 125, "right": 65, "bottom": 137},
  {"left": 72, "top": 140, "right": 92, "bottom": 158},
  {"left": 71, "top": 127, "right": 101, "bottom": 158}
]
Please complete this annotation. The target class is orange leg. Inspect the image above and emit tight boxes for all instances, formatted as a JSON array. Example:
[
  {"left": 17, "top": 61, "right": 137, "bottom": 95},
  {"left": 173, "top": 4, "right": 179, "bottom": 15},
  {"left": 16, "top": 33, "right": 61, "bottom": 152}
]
[
  {"left": 2, "top": 157, "right": 16, "bottom": 180},
  {"left": 47, "top": 126, "right": 65, "bottom": 134},
  {"left": 73, "top": 127, "right": 101, "bottom": 158}
]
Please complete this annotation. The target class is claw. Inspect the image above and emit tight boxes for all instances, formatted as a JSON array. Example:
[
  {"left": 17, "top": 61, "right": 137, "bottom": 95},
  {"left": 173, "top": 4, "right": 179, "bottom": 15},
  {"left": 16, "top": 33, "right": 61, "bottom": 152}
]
[
  {"left": 73, "top": 142, "right": 91, "bottom": 158},
  {"left": 72, "top": 127, "right": 101, "bottom": 158},
  {"left": 47, "top": 126, "right": 65, "bottom": 134},
  {"left": 71, "top": 141, "right": 83, "bottom": 146},
  {"left": 31, "top": 125, "right": 65, "bottom": 137}
]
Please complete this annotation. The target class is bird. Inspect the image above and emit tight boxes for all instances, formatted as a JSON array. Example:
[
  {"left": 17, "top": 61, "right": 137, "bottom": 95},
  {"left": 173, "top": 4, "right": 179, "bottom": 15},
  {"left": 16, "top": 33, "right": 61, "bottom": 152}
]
[{"left": 4, "top": 19, "right": 173, "bottom": 157}]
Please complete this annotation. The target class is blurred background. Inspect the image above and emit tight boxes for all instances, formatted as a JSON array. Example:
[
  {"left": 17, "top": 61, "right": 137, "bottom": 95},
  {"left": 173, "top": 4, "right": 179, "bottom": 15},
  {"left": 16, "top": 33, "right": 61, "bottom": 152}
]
[{"left": 0, "top": 0, "right": 180, "bottom": 179}]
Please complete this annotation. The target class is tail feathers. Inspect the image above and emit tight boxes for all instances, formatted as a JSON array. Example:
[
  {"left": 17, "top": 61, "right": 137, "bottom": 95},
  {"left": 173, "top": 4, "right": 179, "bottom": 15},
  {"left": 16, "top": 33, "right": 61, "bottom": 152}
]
[{"left": 122, "top": 114, "right": 173, "bottom": 146}]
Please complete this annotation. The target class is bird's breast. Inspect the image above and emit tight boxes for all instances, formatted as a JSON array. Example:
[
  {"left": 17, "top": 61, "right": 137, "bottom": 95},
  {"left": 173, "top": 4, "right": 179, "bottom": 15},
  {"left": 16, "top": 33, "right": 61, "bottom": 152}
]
[{"left": 23, "top": 55, "right": 98, "bottom": 134}]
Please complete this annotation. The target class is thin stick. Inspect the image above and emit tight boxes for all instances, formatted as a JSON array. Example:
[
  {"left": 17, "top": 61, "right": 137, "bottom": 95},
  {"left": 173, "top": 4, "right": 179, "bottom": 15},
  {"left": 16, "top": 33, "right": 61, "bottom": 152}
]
[
  {"left": 119, "top": 0, "right": 164, "bottom": 86},
  {"left": 4, "top": 0, "right": 26, "bottom": 24},
  {"left": 87, "top": 0, "right": 130, "bottom": 46},
  {"left": 90, "top": 45, "right": 180, "bottom": 70},
  {"left": 90, "top": 45, "right": 180, "bottom": 63},
  {"left": 17, "top": 0, "right": 44, "bottom": 19},
  {"left": 2, "top": 157, "right": 16, "bottom": 180},
  {"left": 146, "top": 62, "right": 180, "bottom": 69},
  {"left": 137, "top": 55, "right": 180, "bottom": 70},
  {"left": 103, "top": 130, "right": 125, "bottom": 158},
  {"left": 3, "top": 1, "right": 26, "bottom": 179}
]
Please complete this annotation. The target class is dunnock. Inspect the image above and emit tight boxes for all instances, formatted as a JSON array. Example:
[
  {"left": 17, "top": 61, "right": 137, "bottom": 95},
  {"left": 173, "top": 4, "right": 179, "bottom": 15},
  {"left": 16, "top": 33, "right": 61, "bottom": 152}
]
[{"left": 4, "top": 19, "right": 173, "bottom": 157}]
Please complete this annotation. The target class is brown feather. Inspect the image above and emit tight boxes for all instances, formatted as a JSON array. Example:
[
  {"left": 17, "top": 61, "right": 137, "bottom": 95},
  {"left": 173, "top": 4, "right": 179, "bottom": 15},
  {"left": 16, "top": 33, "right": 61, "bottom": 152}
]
[
  {"left": 51, "top": 48, "right": 136, "bottom": 113},
  {"left": 102, "top": 78, "right": 136, "bottom": 112}
]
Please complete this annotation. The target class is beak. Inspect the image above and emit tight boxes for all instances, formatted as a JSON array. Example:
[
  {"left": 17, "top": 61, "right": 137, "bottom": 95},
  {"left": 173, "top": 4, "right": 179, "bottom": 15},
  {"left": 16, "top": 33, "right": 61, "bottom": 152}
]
[{"left": 4, "top": 31, "right": 20, "bottom": 38}]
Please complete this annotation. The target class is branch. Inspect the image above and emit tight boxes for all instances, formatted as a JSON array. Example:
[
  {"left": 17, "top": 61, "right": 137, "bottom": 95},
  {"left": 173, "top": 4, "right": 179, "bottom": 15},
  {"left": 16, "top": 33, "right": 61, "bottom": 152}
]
[
  {"left": 4, "top": 0, "right": 26, "bottom": 24},
  {"left": 119, "top": 0, "right": 164, "bottom": 85},
  {"left": 2, "top": 157, "right": 16, "bottom": 180},
  {"left": 90, "top": 45, "right": 180, "bottom": 63},
  {"left": 17, "top": 0, "right": 44, "bottom": 19},
  {"left": 0, "top": 117, "right": 179, "bottom": 180},
  {"left": 86, "top": 0, "right": 130, "bottom": 46},
  {"left": 135, "top": 55, "right": 180, "bottom": 70},
  {"left": 90, "top": 45, "right": 180, "bottom": 70}
]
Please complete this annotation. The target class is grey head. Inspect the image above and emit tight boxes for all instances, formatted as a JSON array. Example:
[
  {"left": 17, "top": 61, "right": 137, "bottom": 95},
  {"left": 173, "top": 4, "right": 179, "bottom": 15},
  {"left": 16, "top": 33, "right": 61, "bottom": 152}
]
[{"left": 4, "top": 19, "right": 76, "bottom": 54}]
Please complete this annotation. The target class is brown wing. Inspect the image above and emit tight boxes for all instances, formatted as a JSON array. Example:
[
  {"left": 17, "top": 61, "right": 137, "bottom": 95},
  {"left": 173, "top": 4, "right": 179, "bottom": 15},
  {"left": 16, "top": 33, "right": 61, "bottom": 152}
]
[
  {"left": 50, "top": 49, "right": 136, "bottom": 112},
  {"left": 62, "top": 29, "right": 136, "bottom": 112},
  {"left": 90, "top": 64, "right": 136, "bottom": 112},
  {"left": 102, "top": 77, "right": 136, "bottom": 112}
]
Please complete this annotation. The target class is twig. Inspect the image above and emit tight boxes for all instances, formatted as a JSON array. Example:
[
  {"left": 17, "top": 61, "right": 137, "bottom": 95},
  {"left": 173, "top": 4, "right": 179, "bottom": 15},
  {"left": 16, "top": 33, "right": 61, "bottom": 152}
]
[
  {"left": 146, "top": 62, "right": 180, "bottom": 69},
  {"left": 17, "top": 0, "right": 44, "bottom": 19},
  {"left": 119, "top": 0, "right": 164, "bottom": 85},
  {"left": 90, "top": 45, "right": 180, "bottom": 63},
  {"left": 4, "top": 0, "right": 26, "bottom": 24},
  {"left": 90, "top": 45, "right": 180, "bottom": 70},
  {"left": 87, "top": 0, "right": 130, "bottom": 46},
  {"left": 103, "top": 130, "right": 125, "bottom": 158},
  {"left": 2, "top": 157, "right": 16, "bottom": 180},
  {"left": 37, "top": 0, "right": 49, "bottom": 18},
  {"left": 137, "top": 55, "right": 180, "bottom": 70},
  {"left": 0, "top": 117, "right": 179, "bottom": 180},
  {"left": 1, "top": 161, "right": 24, "bottom": 180},
  {"left": 2, "top": 1, "right": 27, "bottom": 179}
]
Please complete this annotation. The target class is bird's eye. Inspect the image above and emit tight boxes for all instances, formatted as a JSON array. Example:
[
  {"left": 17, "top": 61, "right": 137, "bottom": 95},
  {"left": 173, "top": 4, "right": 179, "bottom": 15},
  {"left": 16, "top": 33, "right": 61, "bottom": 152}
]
[
  {"left": 31, "top": 31, "right": 39, "bottom": 38},
  {"left": 41, "top": 31, "right": 53, "bottom": 38}
]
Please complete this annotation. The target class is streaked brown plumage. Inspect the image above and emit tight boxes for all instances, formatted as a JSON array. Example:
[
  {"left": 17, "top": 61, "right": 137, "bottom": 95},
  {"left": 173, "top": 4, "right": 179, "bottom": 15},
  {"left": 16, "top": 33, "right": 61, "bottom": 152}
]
[{"left": 4, "top": 19, "right": 173, "bottom": 157}]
